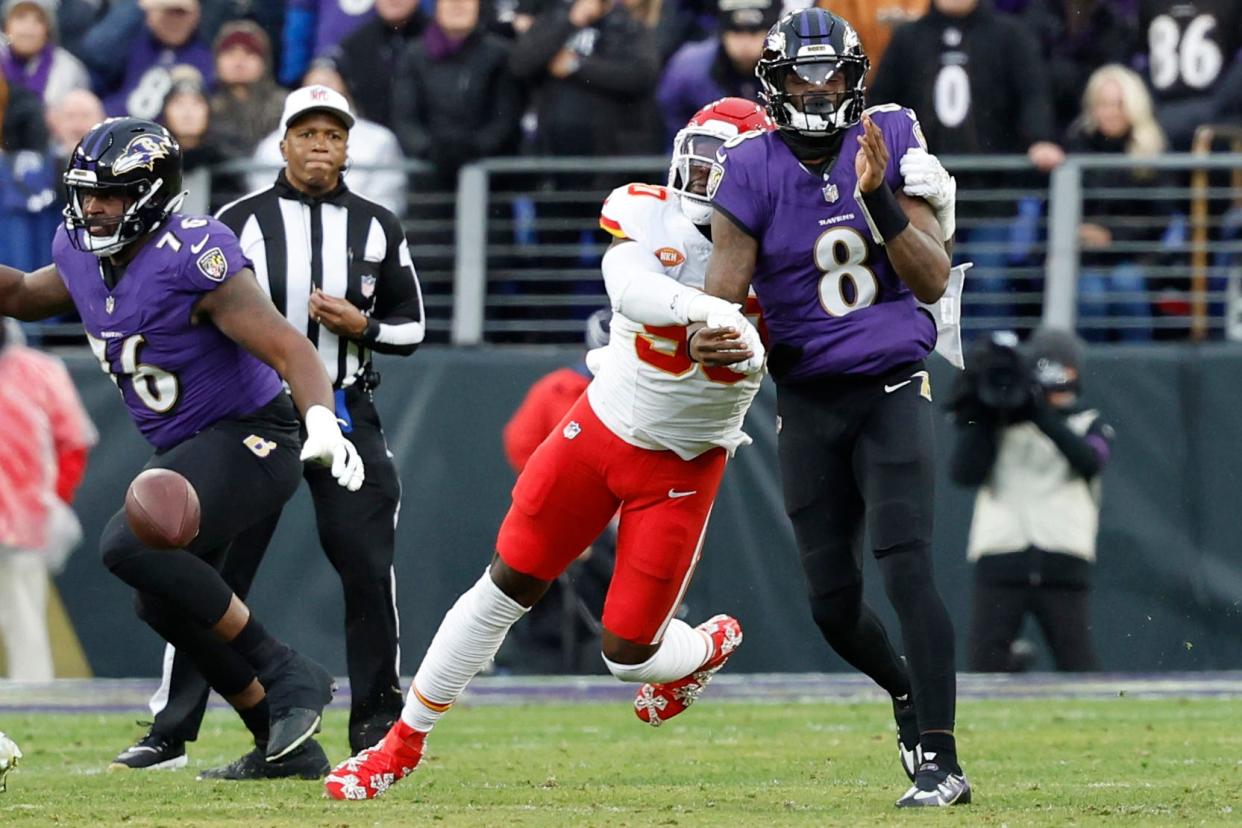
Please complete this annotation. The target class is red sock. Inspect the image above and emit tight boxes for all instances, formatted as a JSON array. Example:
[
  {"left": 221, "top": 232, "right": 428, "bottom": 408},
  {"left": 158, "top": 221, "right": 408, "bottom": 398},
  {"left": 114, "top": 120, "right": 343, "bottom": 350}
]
[{"left": 384, "top": 719, "right": 426, "bottom": 763}]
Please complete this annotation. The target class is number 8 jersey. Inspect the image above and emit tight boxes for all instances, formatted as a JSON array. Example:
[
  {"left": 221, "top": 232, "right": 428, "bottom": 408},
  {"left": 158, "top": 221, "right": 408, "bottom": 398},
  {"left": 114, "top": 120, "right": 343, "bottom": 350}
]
[
  {"left": 710, "top": 105, "right": 937, "bottom": 384},
  {"left": 589, "top": 183, "right": 763, "bottom": 461},
  {"left": 53, "top": 215, "right": 284, "bottom": 451}
]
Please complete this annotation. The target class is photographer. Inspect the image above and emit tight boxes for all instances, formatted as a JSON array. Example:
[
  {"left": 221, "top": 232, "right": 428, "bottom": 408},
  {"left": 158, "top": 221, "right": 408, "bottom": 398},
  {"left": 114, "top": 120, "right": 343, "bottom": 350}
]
[{"left": 948, "top": 328, "right": 1113, "bottom": 672}]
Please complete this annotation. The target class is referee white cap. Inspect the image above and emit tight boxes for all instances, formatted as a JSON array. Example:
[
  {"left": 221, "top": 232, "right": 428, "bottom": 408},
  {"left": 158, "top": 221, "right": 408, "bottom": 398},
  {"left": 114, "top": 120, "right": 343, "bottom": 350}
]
[{"left": 281, "top": 85, "right": 355, "bottom": 131}]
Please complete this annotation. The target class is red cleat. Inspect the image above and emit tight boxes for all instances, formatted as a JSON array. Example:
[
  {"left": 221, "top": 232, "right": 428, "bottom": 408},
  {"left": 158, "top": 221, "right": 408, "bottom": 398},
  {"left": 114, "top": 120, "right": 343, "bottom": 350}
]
[
  {"left": 634, "top": 614, "right": 742, "bottom": 727},
  {"left": 323, "top": 720, "right": 424, "bottom": 801}
]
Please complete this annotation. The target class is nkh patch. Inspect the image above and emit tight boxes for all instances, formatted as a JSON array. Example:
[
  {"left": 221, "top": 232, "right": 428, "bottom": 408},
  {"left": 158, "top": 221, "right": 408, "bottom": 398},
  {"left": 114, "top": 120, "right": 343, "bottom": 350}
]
[
  {"left": 706, "top": 163, "right": 724, "bottom": 201},
  {"left": 196, "top": 247, "right": 229, "bottom": 282}
]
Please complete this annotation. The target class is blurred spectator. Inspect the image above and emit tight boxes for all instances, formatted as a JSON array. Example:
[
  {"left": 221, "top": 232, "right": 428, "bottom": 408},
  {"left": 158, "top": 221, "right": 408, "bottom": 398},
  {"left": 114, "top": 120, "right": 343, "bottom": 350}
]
[
  {"left": 250, "top": 62, "right": 407, "bottom": 216},
  {"left": 1065, "top": 64, "right": 1170, "bottom": 342},
  {"left": 391, "top": 0, "right": 522, "bottom": 184},
  {"left": 497, "top": 309, "right": 614, "bottom": 675},
  {"left": 0, "top": 319, "right": 96, "bottom": 681},
  {"left": 0, "top": 0, "right": 89, "bottom": 107},
  {"left": 949, "top": 329, "right": 1111, "bottom": 672},
  {"left": 46, "top": 87, "right": 103, "bottom": 163},
  {"left": 52, "top": 0, "right": 104, "bottom": 59},
  {"left": 85, "top": 0, "right": 215, "bottom": 119},
  {"left": 818, "top": 0, "right": 928, "bottom": 83},
  {"left": 332, "top": 0, "right": 425, "bottom": 130},
  {"left": 871, "top": 0, "right": 1064, "bottom": 328},
  {"left": 280, "top": 0, "right": 377, "bottom": 86},
  {"left": 0, "top": 52, "right": 48, "bottom": 152},
  {"left": 510, "top": 0, "right": 661, "bottom": 156},
  {"left": 656, "top": 0, "right": 776, "bottom": 141},
  {"left": 1022, "top": 0, "right": 1134, "bottom": 136},
  {"left": 160, "top": 70, "right": 227, "bottom": 214},
  {"left": 0, "top": 69, "right": 58, "bottom": 271},
  {"left": 1136, "top": 0, "right": 1240, "bottom": 150},
  {"left": 208, "top": 19, "right": 284, "bottom": 159}
]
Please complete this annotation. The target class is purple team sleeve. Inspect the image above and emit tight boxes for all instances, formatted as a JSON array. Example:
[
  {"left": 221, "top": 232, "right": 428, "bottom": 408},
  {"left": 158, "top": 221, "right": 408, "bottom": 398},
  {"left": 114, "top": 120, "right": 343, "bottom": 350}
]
[
  {"left": 709, "top": 143, "right": 767, "bottom": 239},
  {"left": 180, "top": 218, "right": 255, "bottom": 293},
  {"left": 875, "top": 106, "right": 926, "bottom": 192}
]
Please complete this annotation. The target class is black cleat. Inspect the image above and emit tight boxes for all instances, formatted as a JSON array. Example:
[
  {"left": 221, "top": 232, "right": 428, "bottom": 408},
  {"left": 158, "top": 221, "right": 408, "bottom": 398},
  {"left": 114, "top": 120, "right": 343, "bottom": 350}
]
[
  {"left": 892, "top": 694, "right": 920, "bottom": 782},
  {"left": 260, "top": 651, "right": 335, "bottom": 762},
  {"left": 198, "top": 739, "right": 329, "bottom": 781},
  {"left": 895, "top": 757, "right": 971, "bottom": 807},
  {"left": 109, "top": 726, "right": 187, "bottom": 771}
]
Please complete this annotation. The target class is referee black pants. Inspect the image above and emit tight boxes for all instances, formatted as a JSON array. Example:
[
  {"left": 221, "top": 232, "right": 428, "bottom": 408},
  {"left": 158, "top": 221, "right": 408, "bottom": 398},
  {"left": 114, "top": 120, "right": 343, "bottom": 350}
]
[{"left": 151, "top": 390, "right": 404, "bottom": 754}]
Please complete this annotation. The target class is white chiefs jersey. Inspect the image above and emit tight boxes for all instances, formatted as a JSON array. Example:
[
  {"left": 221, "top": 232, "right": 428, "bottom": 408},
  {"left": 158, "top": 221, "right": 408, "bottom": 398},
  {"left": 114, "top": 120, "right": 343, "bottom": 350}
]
[{"left": 588, "top": 183, "right": 763, "bottom": 461}]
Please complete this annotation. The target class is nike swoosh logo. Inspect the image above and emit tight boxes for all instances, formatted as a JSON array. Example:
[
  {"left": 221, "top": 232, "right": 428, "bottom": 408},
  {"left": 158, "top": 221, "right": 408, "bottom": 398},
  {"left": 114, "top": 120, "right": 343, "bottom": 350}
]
[
  {"left": 668, "top": 489, "right": 697, "bottom": 498},
  {"left": 884, "top": 380, "right": 912, "bottom": 393},
  {"left": 190, "top": 235, "right": 210, "bottom": 254}
]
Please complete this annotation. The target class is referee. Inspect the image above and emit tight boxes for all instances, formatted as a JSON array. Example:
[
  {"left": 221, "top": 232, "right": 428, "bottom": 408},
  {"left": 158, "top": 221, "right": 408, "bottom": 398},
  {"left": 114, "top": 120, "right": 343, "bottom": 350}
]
[{"left": 121, "top": 85, "right": 425, "bottom": 779}]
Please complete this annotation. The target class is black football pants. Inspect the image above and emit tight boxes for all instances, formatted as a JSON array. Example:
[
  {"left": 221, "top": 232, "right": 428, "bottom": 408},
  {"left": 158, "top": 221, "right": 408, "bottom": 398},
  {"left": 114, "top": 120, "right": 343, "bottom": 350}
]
[
  {"left": 150, "top": 390, "right": 404, "bottom": 754},
  {"left": 776, "top": 361, "right": 958, "bottom": 734},
  {"left": 100, "top": 395, "right": 303, "bottom": 697}
]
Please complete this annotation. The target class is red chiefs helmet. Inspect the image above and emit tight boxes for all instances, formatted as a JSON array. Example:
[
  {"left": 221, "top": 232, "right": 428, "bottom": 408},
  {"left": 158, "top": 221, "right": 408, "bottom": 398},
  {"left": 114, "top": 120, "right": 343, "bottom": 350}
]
[{"left": 668, "top": 98, "right": 774, "bottom": 225}]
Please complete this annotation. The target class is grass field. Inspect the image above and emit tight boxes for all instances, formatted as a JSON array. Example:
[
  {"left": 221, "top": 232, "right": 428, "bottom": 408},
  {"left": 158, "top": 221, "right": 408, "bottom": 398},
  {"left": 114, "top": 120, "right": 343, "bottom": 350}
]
[{"left": 1, "top": 697, "right": 1240, "bottom": 827}]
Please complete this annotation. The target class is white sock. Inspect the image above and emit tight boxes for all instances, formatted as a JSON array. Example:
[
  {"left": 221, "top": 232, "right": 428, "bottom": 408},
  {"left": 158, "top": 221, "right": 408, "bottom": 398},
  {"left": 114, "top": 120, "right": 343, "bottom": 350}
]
[
  {"left": 602, "top": 618, "right": 711, "bottom": 684},
  {"left": 400, "top": 568, "right": 528, "bottom": 733}
]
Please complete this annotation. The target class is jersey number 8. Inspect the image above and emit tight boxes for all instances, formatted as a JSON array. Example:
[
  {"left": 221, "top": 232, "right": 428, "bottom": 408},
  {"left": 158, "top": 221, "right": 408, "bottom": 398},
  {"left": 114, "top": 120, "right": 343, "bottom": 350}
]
[{"left": 814, "top": 226, "right": 878, "bottom": 316}]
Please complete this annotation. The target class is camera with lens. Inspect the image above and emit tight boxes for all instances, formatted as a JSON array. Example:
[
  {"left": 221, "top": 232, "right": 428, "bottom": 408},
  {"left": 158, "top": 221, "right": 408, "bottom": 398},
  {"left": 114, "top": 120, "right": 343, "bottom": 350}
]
[{"left": 949, "top": 331, "right": 1035, "bottom": 418}]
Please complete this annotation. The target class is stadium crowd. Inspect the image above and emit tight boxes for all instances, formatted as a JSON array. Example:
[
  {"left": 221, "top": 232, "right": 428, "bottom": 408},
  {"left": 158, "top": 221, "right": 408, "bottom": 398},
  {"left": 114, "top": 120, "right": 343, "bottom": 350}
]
[{"left": 0, "top": 0, "right": 1239, "bottom": 335}]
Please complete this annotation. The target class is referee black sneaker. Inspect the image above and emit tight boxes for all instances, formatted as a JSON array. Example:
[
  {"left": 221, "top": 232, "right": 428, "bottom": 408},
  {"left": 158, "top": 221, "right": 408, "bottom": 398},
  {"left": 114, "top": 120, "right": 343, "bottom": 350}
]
[
  {"left": 259, "top": 651, "right": 336, "bottom": 762},
  {"left": 109, "top": 726, "right": 187, "bottom": 771},
  {"left": 892, "top": 694, "right": 920, "bottom": 782},
  {"left": 198, "top": 739, "right": 329, "bottom": 781},
  {"left": 895, "top": 755, "right": 971, "bottom": 807}
]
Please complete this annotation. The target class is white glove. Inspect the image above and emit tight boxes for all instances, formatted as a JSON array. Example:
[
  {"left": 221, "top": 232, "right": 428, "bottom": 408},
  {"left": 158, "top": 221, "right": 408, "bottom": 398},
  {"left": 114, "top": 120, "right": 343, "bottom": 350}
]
[
  {"left": 301, "top": 405, "right": 365, "bottom": 491},
  {"left": 705, "top": 308, "right": 765, "bottom": 375},
  {"left": 900, "top": 147, "right": 956, "bottom": 242},
  {"left": 684, "top": 293, "right": 740, "bottom": 324}
]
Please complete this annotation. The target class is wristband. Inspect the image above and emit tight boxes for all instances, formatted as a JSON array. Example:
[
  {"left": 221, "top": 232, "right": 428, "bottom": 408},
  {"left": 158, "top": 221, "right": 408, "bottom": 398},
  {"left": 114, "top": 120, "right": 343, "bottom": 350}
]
[{"left": 858, "top": 183, "right": 910, "bottom": 245}]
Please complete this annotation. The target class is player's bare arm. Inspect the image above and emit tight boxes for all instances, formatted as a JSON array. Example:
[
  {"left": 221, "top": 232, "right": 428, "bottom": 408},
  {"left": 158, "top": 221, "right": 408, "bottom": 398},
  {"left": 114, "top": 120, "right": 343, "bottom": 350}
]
[
  {"left": 686, "top": 210, "right": 760, "bottom": 368},
  {"left": 856, "top": 114, "right": 949, "bottom": 304},
  {"left": 0, "top": 264, "right": 76, "bottom": 321},
  {"left": 193, "top": 268, "right": 335, "bottom": 418}
]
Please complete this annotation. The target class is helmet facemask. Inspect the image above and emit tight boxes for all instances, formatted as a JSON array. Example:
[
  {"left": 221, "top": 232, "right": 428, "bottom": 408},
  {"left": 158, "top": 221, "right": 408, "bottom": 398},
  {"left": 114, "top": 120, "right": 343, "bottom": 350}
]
[
  {"left": 760, "top": 54, "right": 868, "bottom": 137},
  {"left": 63, "top": 171, "right": 184, "bottom": 257},
  {"left": 667, "top": 129, "right": 728, "bottom": 225}
]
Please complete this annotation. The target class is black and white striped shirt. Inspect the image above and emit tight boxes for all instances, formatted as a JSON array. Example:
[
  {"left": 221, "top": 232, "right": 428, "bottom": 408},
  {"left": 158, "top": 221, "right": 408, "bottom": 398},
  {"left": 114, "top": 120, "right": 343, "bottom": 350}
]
[{"left": 217, "top": 173, "right": 425, "bottom": 388}]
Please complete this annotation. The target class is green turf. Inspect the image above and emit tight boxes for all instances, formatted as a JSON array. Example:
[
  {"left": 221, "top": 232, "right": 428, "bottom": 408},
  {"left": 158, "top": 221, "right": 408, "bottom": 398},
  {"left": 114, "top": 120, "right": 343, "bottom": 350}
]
[{"left": 1, "top": 698, "right": 1239, "bottom": 826}]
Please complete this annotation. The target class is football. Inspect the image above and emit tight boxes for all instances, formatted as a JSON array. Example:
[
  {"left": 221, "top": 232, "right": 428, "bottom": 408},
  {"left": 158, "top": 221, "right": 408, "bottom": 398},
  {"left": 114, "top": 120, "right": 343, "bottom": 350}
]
[{"left": 124, "top": 469, "right": 201, "bottom": 550}]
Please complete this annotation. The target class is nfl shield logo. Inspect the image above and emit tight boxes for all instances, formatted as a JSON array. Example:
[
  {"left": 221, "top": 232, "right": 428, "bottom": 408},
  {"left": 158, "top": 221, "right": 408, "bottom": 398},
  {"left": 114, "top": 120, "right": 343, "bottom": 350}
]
[
  {"left": 361, "top": 274, "right": 376, "bottom": 299},
  {"left": 105, "top": 296, "right": 115, "bottom": 314},
  {"left": 822, "top": 183, "right": 839, "bottom": 203},
  {"left": 562, "top": 420, "right": 581, "bottom": 440}
]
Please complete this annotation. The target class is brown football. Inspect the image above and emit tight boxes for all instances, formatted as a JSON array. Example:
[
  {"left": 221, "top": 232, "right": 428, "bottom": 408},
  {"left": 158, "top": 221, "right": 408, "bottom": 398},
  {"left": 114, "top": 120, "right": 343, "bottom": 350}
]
[{"left": 124, "top": 469, "right": 201, "bottom": 550}]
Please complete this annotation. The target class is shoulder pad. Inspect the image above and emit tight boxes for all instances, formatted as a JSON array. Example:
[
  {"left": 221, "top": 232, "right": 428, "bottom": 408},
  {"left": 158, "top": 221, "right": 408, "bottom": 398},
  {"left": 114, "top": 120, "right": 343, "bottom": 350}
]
[{"left": 600, "top": 183, "right": 674, "bottom": 242}]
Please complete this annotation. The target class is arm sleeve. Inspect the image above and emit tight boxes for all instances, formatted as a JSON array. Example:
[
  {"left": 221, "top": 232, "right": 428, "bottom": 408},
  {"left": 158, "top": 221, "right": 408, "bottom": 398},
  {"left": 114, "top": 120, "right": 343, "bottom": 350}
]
[
  {"left": 1010, "top": 23, "right": 1057, "bottom": 146},
  {"left": 78, "top": 0, "right": 143, "bottom": 83},
  {"left": 1030, "top": 405, "right": 1110, "bottom": 479},
  {"left": 709, "top": 142, "right": 766, "bottom": 239},
  {"left": 949, "top": 420, "right": 1000, "bottom": 487},
  {"left": 279, "top": 1, "right": 317, "bottom": 87},
  {"left": 509, "top": 6, "right": 575, "bottom": 80},
  {"left": 362, "top": 215, "right": 425, "bottom": 355},
  {"left": 601, "top": 240, "right": 705, "bottom": 326},
  {"left": 42, "top": 358, "right": 97, "bottom": 503},
  {"left": 572, "top": 20, "right": 660, "bottom": 98}
]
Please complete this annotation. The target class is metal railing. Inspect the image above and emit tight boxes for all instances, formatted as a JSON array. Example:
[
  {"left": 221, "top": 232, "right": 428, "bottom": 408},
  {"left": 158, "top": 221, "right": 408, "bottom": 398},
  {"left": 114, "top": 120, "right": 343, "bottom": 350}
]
[{"left": 21, "top": 149, "right": 1242, "bottom": 348}]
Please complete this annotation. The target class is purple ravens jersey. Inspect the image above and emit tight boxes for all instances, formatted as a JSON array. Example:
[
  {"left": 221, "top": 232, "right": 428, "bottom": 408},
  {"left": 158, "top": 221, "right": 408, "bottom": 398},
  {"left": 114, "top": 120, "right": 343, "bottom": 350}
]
[
  {"left": 54, "top": 214, "right": 284, "bottom": 451},
  {"left": 710, "top": 105, "right": 936, "bottom": 382}
]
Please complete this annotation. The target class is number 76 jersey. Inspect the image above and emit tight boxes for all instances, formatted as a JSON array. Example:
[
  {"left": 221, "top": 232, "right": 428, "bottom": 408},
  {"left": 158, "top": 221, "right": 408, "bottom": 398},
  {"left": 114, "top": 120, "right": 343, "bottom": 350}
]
[
  {"left": 53, "top": 215, "right": 284, "bottom": 451},
  {"left": 589, "top": 183, "right": 763, "bottom": 462}
]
